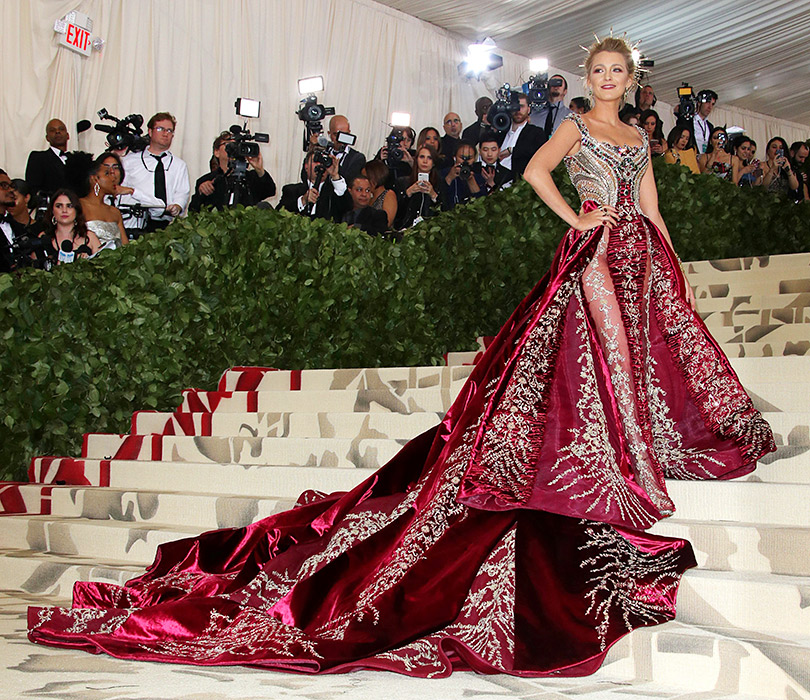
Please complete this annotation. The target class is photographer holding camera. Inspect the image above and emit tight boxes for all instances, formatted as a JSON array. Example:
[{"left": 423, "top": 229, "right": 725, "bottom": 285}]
[
  {"left": 498, "top": 92, "right": 546, "bottom": 179},
  {"left": 530, "top": 75, "right": 571, "bottom": 138},
  {"left": 376, "top": 127, "right": 415, "bottom": 182},
  {"left": 120, "top": 113, "right": 190, "bottom": 232},
  {"left": 693, "top": 90, "right": 718, "bottom": 154},
  {"left": 277, "top": 148, "right": 348, "bottom": 222},
  {"left": 441, "top": 141, "right": 485, "bottom": 210},
  {"left": 190, "top": 130, "right": 276, "bottom": 212}
]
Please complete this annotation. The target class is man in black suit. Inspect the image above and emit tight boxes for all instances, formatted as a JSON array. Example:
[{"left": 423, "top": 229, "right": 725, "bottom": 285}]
[
  {"left": 498, "top": 92, "right": 547, "bottom": 179},
  {"left": 0, "top": 169, "right": 21, "bottom": 272},
  {"left": 277, "top": 149, "right": 349, "bottom": 222},
  {"left": 328, "top": 115, "right": 366, "bottom": 184},
  {"left": 25, "top": 119, "right": 69, "bottom": 200},
  {"left": 462, "top": 97, "right": 493, "bottom": 145},
  {"left": 440, "top": 112, "right": 463, "bottom": 168}
]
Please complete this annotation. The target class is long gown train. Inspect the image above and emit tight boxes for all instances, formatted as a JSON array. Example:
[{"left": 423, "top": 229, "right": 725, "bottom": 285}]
[{"left": 27, "top": 113, "right": 775, "bottom": 677}]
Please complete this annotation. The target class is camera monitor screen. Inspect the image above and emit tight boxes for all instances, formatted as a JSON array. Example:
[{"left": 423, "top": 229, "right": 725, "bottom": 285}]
[
  {"left": 235, "top": 98, "right": 261, "bottom": 119},
  {"left": 336, "top": 131, "right": 357, "bottom": 146}
]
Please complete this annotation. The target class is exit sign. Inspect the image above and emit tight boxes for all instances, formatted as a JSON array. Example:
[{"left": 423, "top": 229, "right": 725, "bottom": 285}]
[{"left": 55, "top": 11, "right": 94, "bottom": 57}]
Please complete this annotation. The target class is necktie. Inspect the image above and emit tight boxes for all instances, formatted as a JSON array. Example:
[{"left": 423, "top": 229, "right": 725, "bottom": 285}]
[
  {"left": 152, "top": 154, "right": 167, "bottom": 203},
  {"left": 544, "top": 104, "right": 557, "bottom": 136}
]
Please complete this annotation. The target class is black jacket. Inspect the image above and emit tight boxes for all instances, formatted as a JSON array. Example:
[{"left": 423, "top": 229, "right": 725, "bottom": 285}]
[
  {"left": 511, "top": 124, "right": 547, "bottom": 179},
  {"left": 337, "top": 149, "right": 367, "bottom": 185},
  {"left": 277, "top": 178, "right": 350, "bottom": 222},
  {"left": 189, "top": 167, "right": 276, "bottom": 212},
  {"left": 25, "top": 149, "right": 66, "bottom": 199}
]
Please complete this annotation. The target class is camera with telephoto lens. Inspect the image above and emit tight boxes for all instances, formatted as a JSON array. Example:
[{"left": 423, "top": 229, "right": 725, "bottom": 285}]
[
  {"left": 487, "top": 84, "right": 522, "bottom": 133},
  {"left": 94, "top": 109, "right": 150, "bottom": 152},
  {"left": 523, "top": 73, "right": 564, "bottom": 110},
  {"left": 385, "top": 128, "right": 404, "bottom": 167}
]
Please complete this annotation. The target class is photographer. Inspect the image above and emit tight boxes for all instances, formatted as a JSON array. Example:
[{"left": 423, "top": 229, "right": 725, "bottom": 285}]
[
  {"left": 478, "top": 131, "right": 512, "bottom": 194},
  {"left": 530, "top": 75, "right": 572, "bottom": 138},
  {"left": 120, "top": 112, "right": 190, "bottom": 232},
  {"left": 375, "top": 127, "right": 415, "bottom": 182},
  {"left": 328, "top": 115, "right": 366, "bottom": 184},
  {"left": 788, "top": 141, "right": 809, "bottom": 201},
  {"left": 277, "top": 149, "right": 348, "bottom": 222},
  {"left": 190, "top": 131, "right": 276, "bottom": 212},
  {"left": 499, "top": 92, "right": 546, "bottom": 179},
  {"left": 8, "top": 180, "right": 45, "bottom": 237},
  {"left": 441, "top": 141, "right": 485, "bottom": 210}
]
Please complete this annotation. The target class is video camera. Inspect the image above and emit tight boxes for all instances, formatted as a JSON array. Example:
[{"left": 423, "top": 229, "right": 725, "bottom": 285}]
[
  {"left": 94, "top": 109, "right": 149, "bottom": 152},
  {"left": 10, "top": 233, "right": 56, "bottom": 271},
  {"left": 487, "top": 84, "right": 522, "bottom": 133},
  {"left": 297, "top": 95, "right": 336, "bottom": 151},
  {"left": 676, "top": 83, "right": 697, "bottom": 121},
  {"left": 385, "top": 128, "right": 405, "bottom": 168},
  {"left": 523, "top": 73, "right": 564, "bottom": 110},
  {"left": 225, "top": 124, "right": 269, "bottom": 177}
]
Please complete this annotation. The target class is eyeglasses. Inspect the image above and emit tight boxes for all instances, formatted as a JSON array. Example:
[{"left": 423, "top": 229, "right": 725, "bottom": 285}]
[
  {"left": 153, "top": 126, "right": 175, "bottom": 134},
  {"left": 102, "top": 165, "right": 121, "bottom": 174}
]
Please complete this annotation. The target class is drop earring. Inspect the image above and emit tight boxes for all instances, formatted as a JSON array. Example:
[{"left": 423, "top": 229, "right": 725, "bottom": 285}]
[{"left": 94, "top": 182, "right": 100, "bottom": 197}]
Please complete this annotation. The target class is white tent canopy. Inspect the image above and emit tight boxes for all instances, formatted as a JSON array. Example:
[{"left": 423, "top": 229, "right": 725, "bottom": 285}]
[{"left": 376, "top": 0, "right": 810, "bottom": 127}]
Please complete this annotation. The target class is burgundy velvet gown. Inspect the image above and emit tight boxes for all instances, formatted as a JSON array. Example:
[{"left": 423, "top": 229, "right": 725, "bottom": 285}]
[{"left": 28, "top": 113, "right": 775, "bottom": 677}]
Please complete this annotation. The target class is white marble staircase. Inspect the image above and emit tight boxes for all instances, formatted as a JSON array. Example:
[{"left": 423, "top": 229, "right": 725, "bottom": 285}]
[{"left": 0, "top": 252, "right": 808, "bottom": 700}]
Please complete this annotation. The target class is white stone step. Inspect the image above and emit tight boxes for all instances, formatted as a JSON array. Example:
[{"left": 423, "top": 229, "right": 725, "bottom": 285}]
[
  {"left": 651, "top": 519, "right": 810, "bottom": 576},
  {"left": 692, "top": 278, "right": 810, "bottom": 300},
  {"left": 680, "top": 568, "right": 810, "bottom": 637},
  {"left": 0, "top": 548, "right": 140, "bottom": 598},
  {"left": 695, "top": 292, "right": 810, "bottom": 314},
  {"left": 684, "top": 252, "right": 810, "bottom": 276},
  {"left": 217, "top": 365, "right": 474, "bottom": 392},
  {"left": 0, "top": 589, "right": 799, "bottom": 700},
  {"left": 80, "top": 436, "right": 407, "bottom": 468},
  {"left": 667, "top": 481, "right": 810, "bottom": 527},
  {"left": 604, "top": 620, "right": 810, "bottom": 699},
  {"left": 130, "top": 410, "right": 443, "bottom": 438},
  {"left": 702, "top": 323, "right": 809, "bottom": 348},
  {"left": 0, "top": 516, "right": 202, "bottom": 565},
  {"left": 179, "top": 387, "right": 456, "bottom": 413}
]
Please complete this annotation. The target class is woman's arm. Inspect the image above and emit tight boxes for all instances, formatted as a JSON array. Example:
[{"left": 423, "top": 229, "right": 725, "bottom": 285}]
[
  {"left": 382, "top": 189, "right": 398, "bottom": 228},
  {"left": 523, "top": 120, "right": 617, "bottom": 231}
]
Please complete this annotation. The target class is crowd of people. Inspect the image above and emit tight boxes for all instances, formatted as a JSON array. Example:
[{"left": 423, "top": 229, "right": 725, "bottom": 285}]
[{"left": 1, "top": 81, "right": 808, "bottom": 273}]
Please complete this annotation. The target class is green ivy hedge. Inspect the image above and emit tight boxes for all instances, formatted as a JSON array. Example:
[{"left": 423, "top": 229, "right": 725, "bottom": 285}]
[{"left": 1, "top": 161, "right": 808, "bottom": 481}]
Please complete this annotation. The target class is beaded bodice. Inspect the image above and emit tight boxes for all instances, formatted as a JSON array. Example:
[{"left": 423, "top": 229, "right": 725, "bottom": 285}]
[{"left": 563, "top": 113, "right": 648, "bottom": 211}]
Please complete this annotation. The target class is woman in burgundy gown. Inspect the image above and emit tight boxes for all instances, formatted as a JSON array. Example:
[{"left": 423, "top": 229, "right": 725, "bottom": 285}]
[{"left": 28, "top": 36, "right": 774, "bottom": 677}]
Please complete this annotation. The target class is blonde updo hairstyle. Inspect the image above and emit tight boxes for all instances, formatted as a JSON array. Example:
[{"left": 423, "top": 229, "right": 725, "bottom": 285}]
[{"left": 584, "top": 36, "right": 638, "bottom": 103}]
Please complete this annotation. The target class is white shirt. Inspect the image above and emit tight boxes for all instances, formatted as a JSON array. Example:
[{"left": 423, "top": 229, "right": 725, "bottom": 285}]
[
  {"left": 694, "top": 115, "right": 712, "bottom": 154},
  {"left": 297, "top": 177, "right": 347, "bottom": 213},
  {"left": 119, "top": 148, "right": 190, "bottom": 227},
  {"left": 1, "top": 218, "right": 14, "bottom": 246},
  {"left": 50, "top": 146, "right": 67, "bottom": 164},
  {"left": 499, "top": 121, "right": 527, "bottom": 171},
  {"left": 529, "top": 101, "right": 571, "bottom": 136}
]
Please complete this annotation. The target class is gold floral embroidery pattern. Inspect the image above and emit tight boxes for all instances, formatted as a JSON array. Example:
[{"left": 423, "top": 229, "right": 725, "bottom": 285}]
[
  {"left": 472, "top": 272, "right": 580, "bottom": 505},
  {"left": 142, "top": 607, "right": 324, "bottom": 661},
  {"left": 372, "top": 527, "right": 516, "bottom": 674},
  {"left": 578, "top": 520, "right": 683, "bottom": 651},
  {"left": 649, "top": 236, "right": 775, "bottom": 462},
  {"left": 550, "top": 288, "right": 659, "bottom": 528}
]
